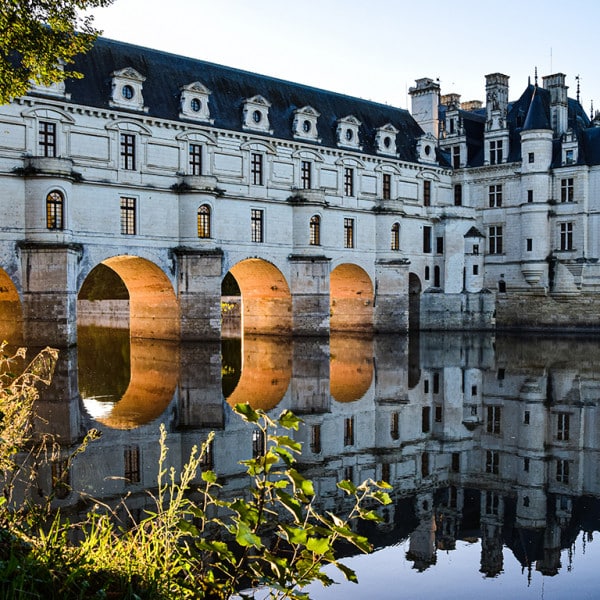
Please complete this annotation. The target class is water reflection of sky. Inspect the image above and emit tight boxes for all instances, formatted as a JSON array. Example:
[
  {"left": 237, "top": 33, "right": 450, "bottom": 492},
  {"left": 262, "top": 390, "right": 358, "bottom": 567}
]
[{"left": 306, "top": 533, "right": 600, "bottom": 600}]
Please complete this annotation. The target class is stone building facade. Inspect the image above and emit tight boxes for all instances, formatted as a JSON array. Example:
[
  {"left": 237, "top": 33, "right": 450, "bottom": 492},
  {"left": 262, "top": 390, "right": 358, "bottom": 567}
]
[{"left": 0, "top": 37, "right": 598, "bottom": 345}]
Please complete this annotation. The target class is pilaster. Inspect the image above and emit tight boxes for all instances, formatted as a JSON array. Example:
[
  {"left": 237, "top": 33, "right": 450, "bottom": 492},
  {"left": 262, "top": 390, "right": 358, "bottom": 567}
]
[
  {"left": 288, "top": 254, "right": 331, "bottom": 336},
  {"left": 373, "top": 259, "right": 410, "bottom": 333},
  {"left": 18, "top": 241, "right": 82, "bottom": 347},
  {"left": 173, "top": 247, "right": 223, "bottom": 341}
]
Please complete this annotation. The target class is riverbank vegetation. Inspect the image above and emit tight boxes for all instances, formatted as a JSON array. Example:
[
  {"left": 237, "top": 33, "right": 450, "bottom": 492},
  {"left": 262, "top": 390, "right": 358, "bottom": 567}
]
[{"left": 0, "top": 345, "right": 391, "bottom": 599}]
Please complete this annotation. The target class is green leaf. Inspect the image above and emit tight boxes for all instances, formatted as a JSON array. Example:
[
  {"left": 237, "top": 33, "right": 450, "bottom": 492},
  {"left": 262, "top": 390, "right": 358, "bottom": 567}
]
[
  {"left": 235, "top": 521, "right": 262, "bottom": 549},
  {"left": 234, "top": 403, "right": 261, "bottom": 423},
  {"left": 337, "top": 479, "right": 357, "bottom": 494},
  {"left": 176, "top": 519, "right": 199, "bottom": 536},
  {"left": 276, "top": 490, "right": 303, "bottom": 521},
  {"left": 281, "top": 524, "right": 308, "bottom": 545},
  {"left": 372, "top": 491, "right": 392, "bottom": 505},
  {"left": 273, "top": 446, "right": 294, "bottom": 466},
  {"left": 334, "top": 561, "right": 358, "bottom": 583},
  {"left": 278, "top": 410, "right": 303, "bottom": 430},
  {"left": 376, "top": 480, "right": 393, "bottom": 490},
  {"left": 306, "top": 536, "right": 331, "bottom": 555},
  {"left": 201, "top": 470, "right": 218, "bottom": 483},
  {"left": 275, "top": 435, "right": 302, "bottom": 453}
]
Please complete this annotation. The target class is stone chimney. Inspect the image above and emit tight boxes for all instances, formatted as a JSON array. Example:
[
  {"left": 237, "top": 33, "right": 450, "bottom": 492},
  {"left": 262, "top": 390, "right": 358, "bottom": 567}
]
[
  {"left": 542, "top": 73, "right": 568, "bottom": 135},
  {"left": 409, "top": 78, "right": 440, "bottom": 138}
]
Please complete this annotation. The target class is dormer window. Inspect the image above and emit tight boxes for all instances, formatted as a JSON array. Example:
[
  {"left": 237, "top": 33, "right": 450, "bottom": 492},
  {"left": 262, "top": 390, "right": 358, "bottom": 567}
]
[
  {"left": 375, "top": 123, "right": 398, "bottom": 156},
  {"left": 243, "top": 95, "right": 272, "bottom": 134},
  {"left": 110, "top": 68, "right": 147, "bottom": 112},
  {"left": 180, "top": 82, "right": 212, "bottom": 122},
  {"left": 337, "top": 116, "right": 361, "bottom": 150},
  {"left": 293, "top": 106, "right": 320, "bottom": 141},
  {"left": 416, "top": 133, "right": 437, "bottom": 164}
]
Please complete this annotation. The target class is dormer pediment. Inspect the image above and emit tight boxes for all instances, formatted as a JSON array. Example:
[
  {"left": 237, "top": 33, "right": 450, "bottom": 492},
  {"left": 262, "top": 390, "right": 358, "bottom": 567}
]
[
  {"left": 242, "top": 95, "right": 272, "bottom": 134},
  {"left": 375, "top": 123, "right": 398, "bottom": 156},
  {"left": 416, "top": 133, "right": 437, "bottom": 164},
  {"left": 110, "top": 67, "right": 147, "bottom": 112},
  {"left": 337, "top": 115, "right": 361, "bottom": 150},
  {"left": 293, "top": 105, "right": 321, "bottom": 141},
  {"left": 179, "top": 81, "right": 213, "bottom": 122}
]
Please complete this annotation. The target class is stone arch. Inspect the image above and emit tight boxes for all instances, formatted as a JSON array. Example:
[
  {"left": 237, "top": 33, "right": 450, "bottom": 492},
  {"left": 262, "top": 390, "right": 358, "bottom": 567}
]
[
  {"left": 78, "top": 255, "right": 179, "bottom": 340},
  {"left": 330, "top": 263, "right": 374, "bottom": 333},
  {"left": 330, "top": 335, "right": 373, "bottom": 402},
  {"left": 0, "top": 269, "right": 22, "bottom": 344},
  {"left": 227, "top": 258, "right": 292, "bottom": 335}
]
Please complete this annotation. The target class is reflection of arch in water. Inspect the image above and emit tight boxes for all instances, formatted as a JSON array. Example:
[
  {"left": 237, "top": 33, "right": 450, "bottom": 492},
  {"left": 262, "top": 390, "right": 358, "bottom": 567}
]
[
  {"left": 330, "top": 335, "right": 373, "bottom": 402},
  {"left": 79, "top": 326, "right": 179, "bottom": 429},
  {"left": 330, "top": 263, "right": 374, "bottom": 333},
  {"left": 0, "top": 269, "right": 22, "bottom": 343},
  {"left": 225, "top": 335, "right": 291, "bottom": 410},
  {"left": 228, "top": 259, "right": 292, "bottom": 335},
  {"left": 78, "top": 256, "right": 179, "bottom": 340}
]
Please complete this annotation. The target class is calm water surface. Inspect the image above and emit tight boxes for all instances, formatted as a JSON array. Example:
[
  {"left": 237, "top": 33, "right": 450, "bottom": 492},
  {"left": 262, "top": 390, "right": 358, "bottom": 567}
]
[{"left": 26, "top": 328, "right": 600, "bottom": 599}]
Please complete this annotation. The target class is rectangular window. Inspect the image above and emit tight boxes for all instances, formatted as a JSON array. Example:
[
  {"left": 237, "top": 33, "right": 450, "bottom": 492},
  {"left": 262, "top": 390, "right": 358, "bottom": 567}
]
[
  {"left": 528, "top": 189, "right": 534, "bottom": 203},
  {"left": 344, "top": 167, "right": 354, "bottom": 196},
  {"left": 485, "top": 491, "right": 499, "bottom": 515},
  {"left": 422, "top": 406, "right": 431, "bottom": 433},
  {"left": 436, "top": 236, "right": 444, "bottom": 254},
  {"left": 487, "top": 405, "right": 501, "bottom": 434},
  {"left": 344, "top": 217, "right": 354, "bottom": 248},
  {"left": 301, "top": 160, "right": 312, "bottom": 189},
  {"left": 344, "top": 417, "right": 354, "bottom": 446},
  {"left": 556, "top": 459, "right": 569, "bottom": 484},
  {"left": 454, "top": 183, "right": 462, "bottom": 206},
  {"left": 421, "top": 452, "right": 430, "bottom": 477},
  {"left": 390, "top": 412, "right": 399, "bottom": 440},
  {"left": 489, "top": 140, "right": 503, "bottom": 164},
  {"left": 488, "top": 184, "right": 502, "bottom": 207},
  {"left": 382, "top": 463, "right": 390, "bottom": 484},
  {"left": 451, "top": 452, "right": 460, "bottom": 473},
  {"left": 423, "top": 180, "right": 431, "bottom": 206},
  {"left": 120, "top": 197, "right": 136, "bottom": 235},
  {"left": 488, "top": 225, "right": 503, "bottom": 254},
  {"left": 526, "top": 238, "right": 533, "bottom": 252},
  {"left": 251, "top": 153, "right": 263, "bottom": 185},
  {"left": 252, "top": 429, "right": 265, "bottom": 458},
  {"left": 423, "top": 226, "right": 432, "bottom": 253},
  {"left": 200, "top": 439, "right": 214, "bottom": 469},
  {"left": 251, "top": 208, "right": 264, "bottom": 243},
  {"left": 528, "top": 152, "right": 535, "bottom": 163},
  {"left": 124, "top": 445, "right": 140, "bottom": 483},
  {"left": 189, "top": 143, "right": 202, "bottom": 175},
  {"left": 473, "top": 265, "right": 479, "bottom": 275},
  {"left": 120, "top": 133, "right": 136, "bottom": 170},
  {"left": 486, "top": 450, "right": 499, "bottom": 475},
  {"left": 565, "top": 149, "right": 574, "bottom": 164},
  {"left": 557, "top": 413, "right": 570, "bottom": 441},
  {"left": 560, "top": 222, "right": 573, "bottom": 251},
  {"left": 39, "top": 121, "right": 56, "bottom": 157},
  {"left": 524, "top": 457, "right": 530, "bottom": 472},
  {"left": 561, "top": 177, "right": 574, "bottom": 202},
  {"left": 452, "top": 146, "right": 460, "bottom": 168},
  {"left": 435, "top": 405, "right": 442, "bottom": 422},
  {"left": 382, "top": 173, "right": 391, "bottom": 200},
  {"left": 311, "top": 424, "right": 321, "bottom": 454},
  {"left": 524, "top": 410, "right": 530, "bottom": 425},
  {"left": 433, "top": 372, "right": 440, "bottom": 394}
]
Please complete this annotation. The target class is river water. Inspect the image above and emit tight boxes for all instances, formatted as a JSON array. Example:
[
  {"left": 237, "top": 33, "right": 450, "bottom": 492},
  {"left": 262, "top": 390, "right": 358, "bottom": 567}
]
[{"left": 24, "top": 328, "right": 600, "bottom": 599}]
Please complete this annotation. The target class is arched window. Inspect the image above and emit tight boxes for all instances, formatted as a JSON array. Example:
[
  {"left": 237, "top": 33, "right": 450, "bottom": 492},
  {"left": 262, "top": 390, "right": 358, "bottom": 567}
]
[
  {"left": 309, "top": 214, "right": 321, "bottom": 246},
  {"left": 46, "top": 190, "right": 64, "bottom": 229},
  {"left": 391, "top": 222, "right": 400, "bottom": 251},
  {"left": 434, "top": 265, "right": 441, "bottom": 287},
  {"left": 197, "top": 204, "right": 211, "bottom": 238}
]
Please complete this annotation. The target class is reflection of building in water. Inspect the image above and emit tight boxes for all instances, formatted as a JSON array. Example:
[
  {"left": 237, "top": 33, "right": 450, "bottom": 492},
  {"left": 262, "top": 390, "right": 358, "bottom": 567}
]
[{"left": 24, "top": 332, "right": 600, "bottom": 581}]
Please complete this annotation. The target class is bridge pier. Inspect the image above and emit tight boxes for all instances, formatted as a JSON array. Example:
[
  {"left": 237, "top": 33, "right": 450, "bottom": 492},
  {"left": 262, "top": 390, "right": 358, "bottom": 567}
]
[
  {"left": 289, "top": 255, "right": 330, "bottom": 337},
  {"left": 374, "top": 259, "right": 410, "bottom": 333},
  {"left": 19, "top": 242, "right": 82, "bottom": 347},
  {"left": 175, "top": 248, "right": 223, "bottom": 342}
]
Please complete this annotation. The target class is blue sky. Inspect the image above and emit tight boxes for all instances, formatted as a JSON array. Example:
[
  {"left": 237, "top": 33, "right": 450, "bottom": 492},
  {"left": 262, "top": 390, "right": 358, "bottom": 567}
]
[{"left": 91, "top": 0, "right": 598, "bottom": 116}]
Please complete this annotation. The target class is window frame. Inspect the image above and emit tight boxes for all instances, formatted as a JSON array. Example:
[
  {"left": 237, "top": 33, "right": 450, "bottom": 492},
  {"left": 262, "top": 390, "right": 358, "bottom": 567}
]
[
  {"left": 120, "top": 133, "right": 136, "bottom": 170},
  {"left": 382, "top": 173, "right": 391, "bottom": 200},
  {"left": 309, "top": 214, "right": 321, "bottom": 246},
  {"left": 343, "top": 167, "right": 354, "bottom": 197},
  {"left": 197, "top": 204, "right": 211, "bottom": 238},
  {"left": 488, "top": 225, "right": 503, "bottom": 254},
  {"left": 488, "top": 184, "right": 503, "bottom": 208},
  {"left": 251, "top": 152, "right": 264, "bottom": 186},
  {"left": 561, "top": 177, "right": 574, "bottom": 203},
  {"left": 301, "top": 160, "right": 312, "bottom": 190},
  {"left": 423, "top": 180, "right": 431, "bottom": 206},
  {"left": 189, "top": 143, "right": 202, "bottom": 176},
  {"left": 46, "top": 190, "right": 64, "bottom": 230},
  {"left": 391, "top": 222, "right": 400, "bottom": 251},
  {"left": 489, "top": 139, "right": 503, "bottom": 165},
  {"left": 343, "top": 217, "right": 355, "bottom": 249},
  {"left": 251, "top": 208, "right": 264, "bottom": 243},
  {"left": 38, "top": 120, "right": 57, "bottom": 157},
  {"left": 559, "top": 221, "right": 574, "bottom": 251},
  {"left": 120, "top": 196, "right": 137, "bottom": 235}
]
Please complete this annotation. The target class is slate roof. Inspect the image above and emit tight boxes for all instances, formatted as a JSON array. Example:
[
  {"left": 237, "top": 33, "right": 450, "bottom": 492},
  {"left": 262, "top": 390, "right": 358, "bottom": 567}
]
[
  {"left": 59, "top": 37, "right": 424, "bottom": 162},
  {"left": 446, "top": 81, "right": 599, "bottom": 168}
]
